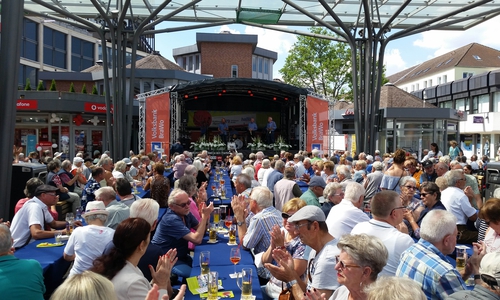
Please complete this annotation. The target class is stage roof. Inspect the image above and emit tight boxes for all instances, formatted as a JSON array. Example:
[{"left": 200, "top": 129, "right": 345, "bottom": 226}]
[{"left": 24, "top": 0, "right": 499, "bottom": 31}]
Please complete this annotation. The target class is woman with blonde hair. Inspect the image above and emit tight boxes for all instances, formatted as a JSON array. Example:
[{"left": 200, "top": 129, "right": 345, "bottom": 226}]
[
  {"left": 50, "top": 271, "right": 117, "bottom": 300},
  {"left": 230, "top": 155, "right": 243, "bottom": 181}
]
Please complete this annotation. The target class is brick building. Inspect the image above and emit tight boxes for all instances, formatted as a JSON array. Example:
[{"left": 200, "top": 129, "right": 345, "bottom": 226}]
[{"left": 172, "top": 32, "right": 277, "bottom": 80}]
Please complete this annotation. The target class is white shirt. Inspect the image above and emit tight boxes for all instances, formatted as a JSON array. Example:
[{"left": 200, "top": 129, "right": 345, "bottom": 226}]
[
  {"left": 326, "top": 199, "right": 370, "bottom": 239},
  {"left": 441, "top": 186, "right": 477, "bottom": 224},
  {"left": 64, "top": 224, "right": 115, "bottom": 276},
  {"left": 295, "top": 161, "right": 306, "bottom": 178},
  {"left": 351, "top": 219, "right": 414, "bottom": 276},
  {"left": 257, "top": 167, "right": 268, "bottom": 185},
  {"left": 11, "top": 197, "right": 54, "bottom": 248},
  {"left": 112, "top": 170, "right": 125, "bottom": 179},
  {"left": 261, "top": 168, "right": 274, "bottom": 188}
]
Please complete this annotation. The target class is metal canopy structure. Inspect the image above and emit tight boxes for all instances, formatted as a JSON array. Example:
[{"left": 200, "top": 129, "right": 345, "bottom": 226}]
[{"left": 20, "top": 0, "right": 500, "bottom": 156}]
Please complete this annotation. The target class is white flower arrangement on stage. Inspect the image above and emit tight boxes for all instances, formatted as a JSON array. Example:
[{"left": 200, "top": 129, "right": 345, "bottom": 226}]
[
  {"left": 211, "top": 136, "right": 226, "bottom": 151},
  {"left": 191, "top": 136, "right": 226, "bottom": 151},
  {"left": 191, "top": 136, "right": 210, "bottom": 151},
  {"left": 271, "top": 135, "right": 292, "bottom": 151},
  {"left": 248, "top": 136, "right": 267, "bottom": 150}
]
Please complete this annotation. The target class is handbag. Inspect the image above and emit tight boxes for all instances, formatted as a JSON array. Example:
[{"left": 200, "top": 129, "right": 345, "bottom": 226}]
[{"left": 279, "top": 282, "right": 294, "bottom": 300}]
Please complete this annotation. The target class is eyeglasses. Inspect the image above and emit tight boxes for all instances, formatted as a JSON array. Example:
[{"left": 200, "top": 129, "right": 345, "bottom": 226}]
[
  {"left": 420, "top": 192, "right": 433, "bottom": 197},
  {"left": 335, "top": 255, "right": 361, "bottom": 270},
  {"left": 293, "top": 221, "right": 311, "bottom": 230},
  {"left": 281, "top": 212, "right": 294, "bottom": 219},
  {"left": 173, "top": 201, "right": 190, "bottom": 208},
  {"left": 458, "top": 178, "right": 466, "bottom": 181},
  {"left": 404, "top": 186, "right": 417, "bottom": 190},
  {"left": 391, "top": 206, "right": 406, "bottom": 214}
]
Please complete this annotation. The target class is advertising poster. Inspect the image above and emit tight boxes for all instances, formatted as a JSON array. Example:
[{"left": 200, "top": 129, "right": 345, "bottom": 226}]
[
  {"left": 306, "top": 96, "right": 329, "bottom": 152},
  {"left": 146, "top": 93, "right": 170, "bottom": 153}
]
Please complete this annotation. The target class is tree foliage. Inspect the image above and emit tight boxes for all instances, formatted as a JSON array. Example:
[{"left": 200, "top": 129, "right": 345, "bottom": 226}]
[
  {"left": 280, "top": 27, "right": 352, "bottom": 99},
  {"left": 49, "top": 79, "right": 57, "bottom": 91},
  {"left": 36, "top": 80, "right": 45, "bottom": 91},
  {"left": 69, "top": 82, "right": 75, "bottom": 93},
  {"left": 24, "top": 78, "right": 31, "bottom": 91},
  {"left": 81, "top": 83, "right": 87, "bottom": 94}
]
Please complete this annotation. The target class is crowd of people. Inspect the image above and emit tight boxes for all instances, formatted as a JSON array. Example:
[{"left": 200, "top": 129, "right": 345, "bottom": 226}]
[{"left": 2, "top": 142, "right": 500, "bottom": 300}]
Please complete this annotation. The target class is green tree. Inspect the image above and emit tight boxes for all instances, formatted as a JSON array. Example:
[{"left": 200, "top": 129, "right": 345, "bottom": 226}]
[
  {"left": 24, "top": 78, "right": 31, "bottom": 91},
  {"left": 36, "top": 80, "right": 45, "bottom": 91},
  {"left": 280, "top": 27, "right": 352, "bottom": 99},
  {"left": 81, "top": 83, "right": 87, "bottom": 94},
  {"left": 49, "top": 79, "right": 57, "bottom": 91},
  {"left": 69, "top": 82, "right": 75, "bottom": 93},
  {"left": 92, "top": 84, "right": 98, "bottom": 95}
]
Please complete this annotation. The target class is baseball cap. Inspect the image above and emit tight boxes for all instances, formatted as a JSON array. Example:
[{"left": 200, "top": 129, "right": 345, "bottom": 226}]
[
  {"left": 35, "top": 185, "right": 59, "bottom": 196},
  {"left": 73, "top": 157, "right": 84, "bottom": 163},
  {"left": 479, "top": 252, "right": 500, "bottom": 289},
  {"left": 84, "top": 201, "right": 109, "bottom": 217},
  {"left": 422, "top": 160, "right": 434, "bottom": 168},
  {"left": 288, "top": 206, "right": 325, "bottom": 223},
  {"left": 309, "top": 176, "right": 326, "bottom": 189}
]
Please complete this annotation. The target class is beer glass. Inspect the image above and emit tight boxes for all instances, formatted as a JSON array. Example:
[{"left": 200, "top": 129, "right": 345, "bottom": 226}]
[
  {"left": 237, "top": 268, "right": 252, "bottom": 299},
  {"left": 200, "top": 251, "right": 210, "bottom": 275}
]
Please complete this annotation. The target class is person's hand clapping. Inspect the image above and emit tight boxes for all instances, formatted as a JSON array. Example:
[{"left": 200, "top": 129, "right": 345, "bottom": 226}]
[
  {"left": 264, "top": 248, "right": 296, "bottom": 283},
  {"left": 270, "top": 225, "right": 284, "bottom": 248}
]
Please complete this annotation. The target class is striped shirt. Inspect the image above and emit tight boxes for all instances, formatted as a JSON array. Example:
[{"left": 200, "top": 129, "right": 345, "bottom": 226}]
[
  {"left": 396, "top": 239, "right": 466, "bottom": 300},
  {"left": 243, "top": 206, "right": 282, "bottom": 254}
]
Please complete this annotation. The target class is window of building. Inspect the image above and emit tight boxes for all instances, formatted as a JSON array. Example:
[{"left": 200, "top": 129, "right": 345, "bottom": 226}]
[
  {"left": 43, "top": 27, "right": 67, "bottom": 69},
  {"left": 252, "top": 56, "right": 257, "bottom": 72},
  {"left": 429, "top": 79, "right": 432, "bottom": 87},
  {"left": 18, "top": 65, "right": 37, "bottom": 90},
  {"left": 437, "top": 77, "right": 441, "bottom": 84},
  {"left": 411, "top": 85, "right": 415, "bottom": 92},
  {"left": 439, "top": 100, "right": 453, "bottom": 108},
  {"left": 472, "top": 94, "right": 489, "bottom": 113},
  {"left": 71, "top": 37, "right": 94, "bottom": 71},
  {"left": 463, "top": 72, "right": 473, "bottom": 78},
  {"left": 473, "top": 55, "right": 481, "bottom": 60},
  {"left": 443, "top": 75, "right": 447, "bottom": 83},
  {"left": 264, "top": 59, "right": 269, "bottom": 74},
  {"left": 21, "top": 18, "right": 38, "bottom": 61},
  {"left": 444, "top": 58, "right": 453, "bottom": 65},
  {"left": 231, "top": 65, "right": 238, "bottom": 78},
  {"left": 416, "top": 83, "right": 419, "bottom": 90},
  {"left": 494, "top": 91, "right": 500, "bottom": 112},
  {"left": 424, "top": 81, "right": 427, "bottom": 88},
  {"left": 455, "top": 98, "right": 469, "bottom": 112},
  {"left": 188, "top": 56, "right": 193, "bottom": 71},
  {"left": 258, "top": 57, "right": 263, "bottom": 73},
  {"left": 195, "top": 55, "right": 200, "bottom": 70},
  {"left": 183, "top": 57, "right": 187, "bottom": 70}
]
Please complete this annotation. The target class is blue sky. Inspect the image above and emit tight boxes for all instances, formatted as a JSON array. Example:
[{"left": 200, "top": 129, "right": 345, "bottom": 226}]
[{"left": 154, "top": 16, "right": 500, "bottom": 79}]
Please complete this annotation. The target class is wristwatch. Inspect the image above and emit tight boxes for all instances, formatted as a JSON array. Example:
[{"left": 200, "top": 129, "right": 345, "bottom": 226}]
[
  {"left": 237, "top": 221, "right": 244, "bottom": 226},
  {"left": 474, "top": 274, "right": 481, "bottom": 280}
]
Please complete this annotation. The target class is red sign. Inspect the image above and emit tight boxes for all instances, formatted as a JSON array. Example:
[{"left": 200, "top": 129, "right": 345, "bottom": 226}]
[
  {"left": 16, "top": 99, "right": 38, "bottom": 110},
  {"left": 145, "top": 93, "right": 170, "bottom": 153},
  {"left": 306, "top": 96, "right": 329, "bottom": 151},
  {"left": 84, "top": 102, "right": 113, "bottom": 114}
]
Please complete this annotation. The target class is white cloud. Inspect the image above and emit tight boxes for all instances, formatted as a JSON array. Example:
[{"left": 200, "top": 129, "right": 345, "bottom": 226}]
[
  {"left": 412, "top": 16, "right": 500, "bottom": 58},
  {"left": 217, "top": 25, "right": 241, "bottom": 34},
  {"left": 244, "top": 25, "right": 297, "bottom": 56},
  {"left": 384, "top": 48, "right": 407, "bottom": 75}
]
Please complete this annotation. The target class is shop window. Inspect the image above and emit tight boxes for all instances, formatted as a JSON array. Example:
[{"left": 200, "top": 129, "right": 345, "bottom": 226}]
[
  {"left": 455, "top": 98, "right": 469, "bottom": 112},
  {"left": 472, "top": 94, "right": 489, "bottom": 113}
]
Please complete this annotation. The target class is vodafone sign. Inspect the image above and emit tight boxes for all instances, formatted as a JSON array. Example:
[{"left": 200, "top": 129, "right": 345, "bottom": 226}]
[
  {"left": 84, "top": 102, "right": 113, "bottom": 114},
  {"left": 16, "top": 100, "right": 38, "bottom": 110}
]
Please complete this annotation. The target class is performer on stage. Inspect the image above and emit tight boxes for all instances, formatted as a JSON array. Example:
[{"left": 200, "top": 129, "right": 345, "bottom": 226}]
[
  {"left": 266, "top": 117, "right": 277, "bottom": 144},
  {"left": 218, "top": 118, "right": 229, "bottom": 143},
  {"left": 247, "top": 118, "right": 257, "bottom": 138}
]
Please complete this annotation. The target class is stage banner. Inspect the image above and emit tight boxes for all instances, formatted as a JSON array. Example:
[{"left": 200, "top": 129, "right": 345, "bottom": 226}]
[
  {"left": 146, "top": 93, "right": 170, "bottom": 153},
  {"left": 306, "top": 96, "right": 329, "bottom": 152}
]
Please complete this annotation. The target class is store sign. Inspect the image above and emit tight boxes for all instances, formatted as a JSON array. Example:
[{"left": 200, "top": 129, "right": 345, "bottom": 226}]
[
  {"left": 16, "top": 99, "right": 38, "bottom": 110},
  {"left": 473, "top": 116, "right": 484, "bottom": 123},
  {"left": 84, "top": 102, "right": 113, "bottom": 114}
]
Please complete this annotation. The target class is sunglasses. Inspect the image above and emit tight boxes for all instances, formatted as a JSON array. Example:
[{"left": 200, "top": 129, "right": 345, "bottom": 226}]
[
  {"left": 420, "top": 192, "right": 433, "bottom": 197},
  {"left": 281, "top": 212, "right": 294, "bottom": 219},
  {"left": 173, "top": 201, "right": 190, "bottom": 208},
  {"left": 335, "top": 255, "right": 361, "bottom": 270}
]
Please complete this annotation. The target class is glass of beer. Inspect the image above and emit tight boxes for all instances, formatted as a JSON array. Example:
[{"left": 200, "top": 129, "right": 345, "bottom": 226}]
[
  {"left": 200, "top": 251, "right": 210, "bottom": 275},
  {"left": 209, "top": 224, "right": 218, "bottom": 243},
  {"left": 237, "top": 268, "right": 252, "bottom": 299},
  {"left": 207, "top": 271, "right": 219, "bottom": 300},
  {"left": 228, "top": 224, "right": 237, "bottom": 245},
  {"left": 456, "top": 246, "right": 467, "bottom": 272},
  {"left": 213, "top": 207, "right": 220, "bottom": 225}
]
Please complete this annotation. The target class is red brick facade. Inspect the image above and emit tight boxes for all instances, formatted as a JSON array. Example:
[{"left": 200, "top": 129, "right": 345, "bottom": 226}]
[{"left": 199, "top": 42, "right": 253, "bottom": 78}]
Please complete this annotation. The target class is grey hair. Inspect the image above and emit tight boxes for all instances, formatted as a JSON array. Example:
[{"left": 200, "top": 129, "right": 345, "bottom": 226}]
[
  {"left": 439, "top": 155, "right": 451, "bottom": 165},
  {"left": 449, "top": 160, "right": 461, "bottom": 168},
  {"left": 283, "top": 167, "right": 295, "bottom": 179},
  {"left": 241, "top": 166, "right": 255, "bottom": 179},
  {"left": 84, "top": 214, "right": 108, "bottom": 223},
  {"left": 446, "top": 169, "right": 464, "bottom": 186},
  {"left": 192, "top": 160, "right": 204, "bottom": 172},
  {"left": 420, "top": 210, "right": 457, "bottom": 243},
  {"left": 250, "top": 186, "right": 273, "bottom": 208},
  {"left": 141, "top": 156, "right": 150, "bottom": 163},
  {"left": 256, "top": 152, "right": 264, "bottom": 159},
  {"left": 324, "top": 182, "right": 342, "bottom": 198},
  {"left": 131, "top": 157, "right": 139, "bottom": 165},
  {"left": 178, "top": 176, "right": 197, "bottom": 195},
  {"left": 184, "top": 165, "right": 197, "bottom": 177},
  {"left": 130, "top": 198, "right": 159, "bottom": 226},
  {"left": 295, "top": 154, "right": 304, "bottom": 162},
  {"left": 0, "top": 224, "right": 12, "bottom": 253},
  {"left": 167, "top": 188, "right": 188, "bottom": 206},
  {"left": 94, "top": 186, "right": 116, "bottom": 201},
  {"left": 304, "top": 158, "right": 311, "bottom": 164},
  {"left": 337, "top": 234, "right": 388, "bottom": 281},
  {"left": 372, "top": 161, "right": 384, "bottom": 171},
  {"left": 399, "top": 176, "right": 416, "bottom": 188},
  {"left": 275, "top": 160, "right": 285, "bottom": 170},
  {"left": 365, "top": 276, "right": 426, "bottom": 300},
  {"left": 336, "top": 165, "right": 351, "bottom": 179},
  {"left": 61, "top": 159, "right": 72, "bottom": 170},
  {"left": 236, "top": 174, "right": 252, "bottom": 189},
  {"left": 344, "top": 182, "right": 365, "bottom": 203},
  {"left": 98, "top": 157, "right": 113, "bottom": 167},
  {"left": 114, "top": 161, "right": 126, "bottom": 173},
  {"left": 493, "top": 188, "right": 500, "bottom": 199},
  {"left": 50, "top": 270, "right": 117, "bottom": 300},
  {"left": 262, "top": 159, "right": 271, "bottom": 168}
]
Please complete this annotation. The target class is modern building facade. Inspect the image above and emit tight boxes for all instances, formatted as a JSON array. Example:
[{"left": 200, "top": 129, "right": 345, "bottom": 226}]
[{"left": 172, "top": 32, "right": 277, "bottom": 80}]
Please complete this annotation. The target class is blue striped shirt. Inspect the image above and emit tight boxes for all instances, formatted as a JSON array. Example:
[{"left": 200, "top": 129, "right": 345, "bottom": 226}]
[{"left": 396, "top": 239, "right": 466, "bottom": 300}]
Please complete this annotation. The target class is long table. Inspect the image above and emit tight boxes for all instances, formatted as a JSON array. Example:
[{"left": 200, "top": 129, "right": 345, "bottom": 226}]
[
  {"left": 207, "top": 168, "right": 233, "bottom": 206},
  {"left": 186, "top": 228, "right": 262, "bottom": 300}
]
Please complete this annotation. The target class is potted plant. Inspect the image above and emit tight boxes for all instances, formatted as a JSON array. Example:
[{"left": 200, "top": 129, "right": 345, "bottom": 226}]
[
  {"left": 248, "top": 136, "right": 267, "bottom": 151},
  {"left": 275, "top": 135, "right": 292, "bottom": 151}
]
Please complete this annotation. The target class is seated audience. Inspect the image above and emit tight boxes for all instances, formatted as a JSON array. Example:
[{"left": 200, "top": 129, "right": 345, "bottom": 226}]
[
  {"left": 478, "top": 197, "right": 500, "bottom": 253},
  {"left": 299, "top": 176, "right": 326, "bottom": 207},
  {"left": 115, "top": 178, "right": 141, "bottom": 207},
  {"left": 50, "top": 271, "right": 116, "bottom": 300},
  {"left": 321, "top": 182, "right": 343, "bottom": 218},
  {"left": 144, "top": 162, "right": 170, "bottom": 208},
  {"left": 95, "top": 187, "right": 130, "bottom": 230},
  {"left": 365, "top": 276, "right": 426, "bottom": 300},
  {"left": 0, "top": 224, "right": 45, "bottom": 299},
  {"left": 64, "top": 201, "right": 115, "bottom": 276},
  {"left": 15, "top": 177, "right": 58, "bottom": 226}
]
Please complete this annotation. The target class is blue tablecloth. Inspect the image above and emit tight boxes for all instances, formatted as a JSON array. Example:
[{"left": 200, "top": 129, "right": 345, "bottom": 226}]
[
  {"left": 296, "top": 180, "right": 309, "bottom": 193},
  {"left": 207, "top": 169, "right": 233, "bottom": 206},
  {"left": 15, "top": 237, "right": 71, "bottom": 296}
]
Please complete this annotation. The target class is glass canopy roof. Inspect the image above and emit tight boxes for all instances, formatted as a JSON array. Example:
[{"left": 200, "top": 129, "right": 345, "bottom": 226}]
[{"left": 23, "top": 0, "right": 499, "bottom": 32}]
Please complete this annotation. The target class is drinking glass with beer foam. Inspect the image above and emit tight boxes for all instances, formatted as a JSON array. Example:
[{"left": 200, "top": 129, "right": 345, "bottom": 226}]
[
  {"left": 200, "top": 251, "right": 210, "bottom": 275},
  {"left": 455, "top": 246, "right": 468, "bottom": 272},
  {"left": 237, "top": 268, "right": 253, "bottom": 299}
]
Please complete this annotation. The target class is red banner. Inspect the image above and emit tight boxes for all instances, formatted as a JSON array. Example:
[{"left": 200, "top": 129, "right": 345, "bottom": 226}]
[
  {"left": 84, "top": 102, "right": 113, "bottom": 114},
  {"left": 16, "top": 99, "right": 38, "bottom": 110},
  {"left": 145, "top": 93, "right": 170, "bottom": 153},
  {"left": 306, "top": 96, "right": 329, "bottom": 152}
]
